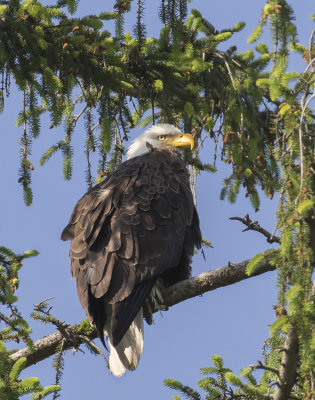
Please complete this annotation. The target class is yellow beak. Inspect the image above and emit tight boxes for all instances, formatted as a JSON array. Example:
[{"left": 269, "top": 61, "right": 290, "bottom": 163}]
[{"left": 165, "top": 133, "right": 194, "bottom": 150}]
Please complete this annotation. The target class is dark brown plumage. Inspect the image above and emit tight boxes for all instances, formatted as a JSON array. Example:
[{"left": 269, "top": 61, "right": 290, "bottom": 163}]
[{"left": 62, "top": 137, "right": 201, "bottom": 375}]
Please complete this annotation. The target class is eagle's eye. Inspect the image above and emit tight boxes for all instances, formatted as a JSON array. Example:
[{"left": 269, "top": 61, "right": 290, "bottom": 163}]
[{"left": 159, "top": 135, "right": 167, "bottom": 141}]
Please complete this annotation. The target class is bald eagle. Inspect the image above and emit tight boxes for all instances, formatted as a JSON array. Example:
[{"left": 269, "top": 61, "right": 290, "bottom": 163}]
[{"left": 61, "top": 124, "right": 202, "bottom": 376}]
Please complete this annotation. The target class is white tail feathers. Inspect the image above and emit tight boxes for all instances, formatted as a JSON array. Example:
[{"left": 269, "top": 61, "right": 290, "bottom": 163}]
[{"left": 106, "top": 308, "right": 144, "bottom": 377}]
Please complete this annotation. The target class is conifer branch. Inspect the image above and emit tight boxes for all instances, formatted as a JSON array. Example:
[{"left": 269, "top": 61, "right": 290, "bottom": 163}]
[
  {"left": 229, "top": 214, "right": 280, "bottom": 244},
  {"left": 8, "top": 257, "right": 275, "bottom": 369},
  {"left": 299, "top": 36, "right": 315, "bottom": 194}
]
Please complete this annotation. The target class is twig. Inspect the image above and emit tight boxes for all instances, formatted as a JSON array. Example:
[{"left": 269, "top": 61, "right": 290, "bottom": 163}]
[
  {"left": 35, "top": 297, "right": 55, "bottom": 306},
  {"left": 249, "top": 360, "right": 279, "bottom": 376},
  {"left": 215, "top": 51, "right": 237, "bottom": 90},
  {"left": 72, "top": 104, "right": 88, "bottom": 128},
  {"left": 229, "top": 214, "right": 280, "bottom": 244},
  {"left": 78, "top": 335, "right": 109, "bottom": 369}
]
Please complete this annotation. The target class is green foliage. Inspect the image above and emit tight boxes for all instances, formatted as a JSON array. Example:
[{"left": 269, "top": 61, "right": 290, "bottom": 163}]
[
  {"left": 166, "top": 353, "right": 275, "bottom": 399},
  {"left": 246, "top": 249, "right": 279, "bottom": 276},
  {"left": 297, "top": 198, "right": 315, "bottom": 217},
  {"left": 248, "top": 24, "right": 263, "bottom": 43},
  {"left": 164, "top": 379, "right": 201, "bottom": 400},
  {"left": 39, "top": 143, "right": 62, "bottom": 166},
  {"left": 0, "top": 247, "right": 60, "bottom": 399},
  {"left": 0, "top": 0, "right": 286, "bottom": 206},
  {"left": 213, "top": 32, "right": 232, "bottom": 43},
  {"left": 98, "top": 11, "right": 118, "bottom": 20},
  {"left": 9, "top": 357, "right": 27, "bottom": 380},
  {"left": 0, "top": 247, "right": 38, "bottom": 343},
  {"left": 154, "top": 79, "right": 164, "bottom": 92},
  {"left": 255, "top": 41, "right": 269, "bottom": 54},
  {"left": 65, "top": 0, "right": 78, "bottom": 14},
  {"left": 0, "top": 344, "right": 60, "bottom": 399},
  {"left": 269, "top": 315, "right": 289, "bottom": 335},
  {"left": 184, "top": 102, "right": 194, "bottom": 117},
  {"left": 225, "top": 371, "right": 242, "bottom": 386},
  {"left": 233, "top": 22, "right": 245, "bottom": 32}
]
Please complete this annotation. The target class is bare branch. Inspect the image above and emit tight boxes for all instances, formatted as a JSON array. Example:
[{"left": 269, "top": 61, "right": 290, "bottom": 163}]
[
  {"left": 9, "top": 329, "right": 91, "bottom": 368},
  {"left": 249, "top": 360, "right": 279, "bottom": 376},
  {"left": 230, "top": 214, "right": 280, "bottom": 244},
  {"left": 9, "top": 257, "right": 275, "bottom": 369},
  {"left": 273, "top": 326, "right": 299, "bottom": 400},
  {"left": 78, "top": 335, "right": 109, "bottom": 369},
  {"left": 160, "top": 256, "right": 275, "bottom": 309},
  {"left": 215, "top": 51, "right": 237, "bottom": 90}
]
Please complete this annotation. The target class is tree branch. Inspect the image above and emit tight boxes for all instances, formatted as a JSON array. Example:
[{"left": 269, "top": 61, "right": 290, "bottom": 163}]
[
  {"left": 249, "top": 360, "right": 279, "bottom": 376},
  {"left": 273, "top": 325, "right": 299, "bottom": 400},
  {"left": 9, "top": 257, "right": 275, "bottom": 369},
  {"left": 161, "top": 257, "right": 275, "bottom": 309},
  {"left": 230, "top": 214, "right": 280, "bottom": 244}
]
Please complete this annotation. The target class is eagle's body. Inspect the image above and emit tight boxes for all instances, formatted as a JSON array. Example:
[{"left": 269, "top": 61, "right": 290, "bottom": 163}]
[{"left": 62, "top": 125, "right": 201, "bottom": 376}]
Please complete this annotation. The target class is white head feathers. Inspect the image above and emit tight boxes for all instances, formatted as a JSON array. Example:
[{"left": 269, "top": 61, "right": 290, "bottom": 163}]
[{"left": 127, "top": 124, "right": 181, "bottom": 160}]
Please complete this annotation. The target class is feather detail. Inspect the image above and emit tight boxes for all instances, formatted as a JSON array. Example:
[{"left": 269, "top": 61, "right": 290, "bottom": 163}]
[{"left": 106, "top": 308, "right": 144, "bottom": 378}]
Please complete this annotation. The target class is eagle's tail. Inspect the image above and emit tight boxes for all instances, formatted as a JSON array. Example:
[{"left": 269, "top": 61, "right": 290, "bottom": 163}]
[{"left": 106, "top": 308, "right": 144, "bottom": 378}]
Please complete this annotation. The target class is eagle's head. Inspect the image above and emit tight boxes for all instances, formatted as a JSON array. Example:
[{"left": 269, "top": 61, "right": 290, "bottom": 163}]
[{"left": 127, "top": 124, "right": 194, "bottom": 160}]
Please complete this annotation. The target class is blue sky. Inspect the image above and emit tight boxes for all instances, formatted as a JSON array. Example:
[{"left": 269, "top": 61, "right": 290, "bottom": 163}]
[{"left": 1, "top": 1, "right": 314, "bottom": 399}]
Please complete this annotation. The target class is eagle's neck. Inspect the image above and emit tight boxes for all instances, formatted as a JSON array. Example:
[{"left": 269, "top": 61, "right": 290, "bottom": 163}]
[{"left": 127, "top": 139, "right": 152, "bottom": 160}]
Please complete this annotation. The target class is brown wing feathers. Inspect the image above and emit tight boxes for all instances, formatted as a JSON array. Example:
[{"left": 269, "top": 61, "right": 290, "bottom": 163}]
[
  {"left": 110, "top": 277, "right": 157, "bottom": 346},
  {"left": 61, "top": 147, "right": 201, "bottom": 347}
]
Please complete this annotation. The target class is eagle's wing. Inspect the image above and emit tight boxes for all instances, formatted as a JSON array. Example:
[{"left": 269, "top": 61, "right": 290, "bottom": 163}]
[{"left": 61, "top": 147, "right": 201, "bottom": 346}]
